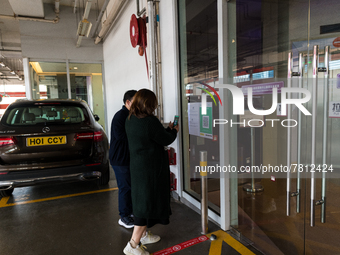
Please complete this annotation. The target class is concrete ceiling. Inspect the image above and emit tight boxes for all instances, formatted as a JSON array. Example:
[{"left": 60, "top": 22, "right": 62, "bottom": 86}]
[{"left": 0, "top": 0, "right": 105, "bottom": 81}]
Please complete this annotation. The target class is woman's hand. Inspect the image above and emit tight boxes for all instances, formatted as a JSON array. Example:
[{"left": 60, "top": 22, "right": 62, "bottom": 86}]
[{"left": 169, "top": 121, "right": 179, "bottom": 133}]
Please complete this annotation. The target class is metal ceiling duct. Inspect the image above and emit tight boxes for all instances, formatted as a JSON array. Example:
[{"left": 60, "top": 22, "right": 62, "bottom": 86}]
[
  {"left": 91, "top": 0, "right": 110, "bottom": 38},
  {"left": 76, "top": 0, "right": 93, "bottom": 47},
  {"left": 94, "top": 0, "right": 128, "bottom": 44}
]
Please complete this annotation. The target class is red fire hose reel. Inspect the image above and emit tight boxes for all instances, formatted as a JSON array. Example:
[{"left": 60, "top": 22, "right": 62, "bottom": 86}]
[{"left": 130, "top": 14, "right": 148, "bottom": 76}]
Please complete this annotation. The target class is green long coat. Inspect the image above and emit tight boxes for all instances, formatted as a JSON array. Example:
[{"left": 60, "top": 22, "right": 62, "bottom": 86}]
[{"left": 125, "top": 115, "right": 177, "bottom": 220}]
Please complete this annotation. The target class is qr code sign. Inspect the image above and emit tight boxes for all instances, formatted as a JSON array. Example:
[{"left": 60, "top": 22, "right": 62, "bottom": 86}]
[{"left": 202, "top": 115, "right": 209, "bottom": 129}]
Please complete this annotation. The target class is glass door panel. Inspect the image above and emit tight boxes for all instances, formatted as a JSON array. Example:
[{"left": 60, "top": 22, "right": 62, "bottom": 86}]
[
  {"left": 30, "top": 62, "right": 67, "bottom": 99},
  {"left": 303, "top": 1, "right": 340, "bottom": 254},
  {"left": 178, "top": 0, "right": 221, "bottom": 213},
  {"left": 29, "top": 61, "right": 105, "bottom": 130},
  {"left": 232, "top": 0, "right": 340, "bottom": 254},
  {"left": 69, "top": 63, "right": 105, "bottom": 130},
  {"left": 231, "top": 0, "right": 309, "bottom": 254}
]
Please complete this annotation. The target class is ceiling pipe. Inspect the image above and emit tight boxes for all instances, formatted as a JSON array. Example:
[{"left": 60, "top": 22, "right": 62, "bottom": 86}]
[
  {"left": 55, "top": 0, "right": 60, "bottom": 18},
  {"left": 154, "top": 0, "right": 163, "bottom": 122},
  {"left": 83, "top": 0, "right": 92, "bottom": 19},
  {"left": 73, "top": 0, "right": 78, "bottom": 13},
  {"left": 137, "top": 0, "right": 146, "bottom": 17},
  {"left": 0, "top": 49, "right": 22, "bottom": 53},
  {"left": 76, "top": 0, "right": 93, "bottom": 47},
  {"left": 0, "top": 75, "right": 23, "bottom": 80},
  {"left": 0, "top": 14, "right": 59, "bottom": 23},
  {"left": 147, "top": 0, "right": 156, "bottom": 93},
  {"left": 94, "top": 0, "right": 128, "bottom": 44},
  {"left": 91, "top": 0, "right": 110, "bottom": 38}
]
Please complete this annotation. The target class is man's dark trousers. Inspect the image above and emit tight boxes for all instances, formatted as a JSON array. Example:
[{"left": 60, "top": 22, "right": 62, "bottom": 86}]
[{"left": 112, "top": 164, "right": 132, "bottom": 217}]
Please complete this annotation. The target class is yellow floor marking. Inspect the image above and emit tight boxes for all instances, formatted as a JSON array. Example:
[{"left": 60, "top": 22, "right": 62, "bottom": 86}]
[
  {"left": 207, "top": 230, "right": 224, "bottom": 254},
  {"left": 0, "top": 196, "right": 10, "bottom": 207},
  {"left": 207, "top": 230, "right": 255, "bottom": 255},
  {"left": 0, "top": 187, "right": 118, "bottom": 208}
]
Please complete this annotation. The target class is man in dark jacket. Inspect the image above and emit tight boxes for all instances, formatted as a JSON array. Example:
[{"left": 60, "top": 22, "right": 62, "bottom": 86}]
[{"left": 109, "top": 90, "right": 137, "bottom": 228}]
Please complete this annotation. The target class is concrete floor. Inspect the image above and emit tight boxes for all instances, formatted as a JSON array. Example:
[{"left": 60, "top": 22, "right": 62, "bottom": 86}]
[{"left": 0, "top": 169, "right": 261, "bottom": 255}]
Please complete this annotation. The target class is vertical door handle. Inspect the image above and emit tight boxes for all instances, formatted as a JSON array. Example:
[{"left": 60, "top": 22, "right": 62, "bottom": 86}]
[
  {"left": 286, "top": 52, "right": 293, "bottom": 216},
  {"left": 318, "top": 45, "right": 329, "bottom": 223},
  {"left": 287, "top": 52, "right": 303, "bottom": 215},
  {"left": 310, "top": 46, "right": 329, "bottom": 226},
  {"left": 310, "top": 45, "right": 319, "bottom": 227},
  {"left": 293, "top": 53, "right": 304, "bottom": 213}
]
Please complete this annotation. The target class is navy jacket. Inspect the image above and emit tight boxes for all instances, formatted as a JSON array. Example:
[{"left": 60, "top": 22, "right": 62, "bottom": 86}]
[{"left": 109, "top": 105, "right": 130, "bottom": 166}]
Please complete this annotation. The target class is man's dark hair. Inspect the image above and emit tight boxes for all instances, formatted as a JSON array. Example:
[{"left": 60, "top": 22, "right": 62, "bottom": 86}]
[{"left": 123, "top": 90, "right": 137, "bottom": 104}]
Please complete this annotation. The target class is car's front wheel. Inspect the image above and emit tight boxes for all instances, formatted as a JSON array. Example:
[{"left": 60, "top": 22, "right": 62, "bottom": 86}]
[{"left": 0, "top": 188, "right": 14, "bottom": 197}]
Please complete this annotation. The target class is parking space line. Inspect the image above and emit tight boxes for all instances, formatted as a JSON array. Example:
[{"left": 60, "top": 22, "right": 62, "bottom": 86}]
[
  {"left": 0, "top": 196, "right": 10, "bottom": 207},
  {"left": 0, "top": 187, "right": 118, "bottom": 208}
]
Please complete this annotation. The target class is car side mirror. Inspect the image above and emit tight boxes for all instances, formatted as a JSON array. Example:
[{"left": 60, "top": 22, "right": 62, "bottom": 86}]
[{"left": 94, "top": 114, "right": 100, "bottom": 121}]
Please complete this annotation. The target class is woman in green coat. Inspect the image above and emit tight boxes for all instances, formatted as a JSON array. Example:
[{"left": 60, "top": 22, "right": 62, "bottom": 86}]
[{"left": 123, "top": 89, "right": 179, "bottom": 255}]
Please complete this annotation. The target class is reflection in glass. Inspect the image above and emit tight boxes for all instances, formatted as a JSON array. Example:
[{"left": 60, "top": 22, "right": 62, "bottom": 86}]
[
  {"left": 178, "top": 0, "right": 220, "bottom": 213},
  {"left": 29, "top": 62, "right": 105, "bottom": 130}
]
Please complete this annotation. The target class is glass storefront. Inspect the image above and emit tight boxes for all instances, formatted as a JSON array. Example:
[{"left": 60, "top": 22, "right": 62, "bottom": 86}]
[
  {"left": 178, "top": 0, "right": 220, "bottom": 213},
  {"left": 29, "top": 61, "right": 106, "bottom": 130},
  {"left": 179, "top": 0, "right": 340, "bottom": 254}
]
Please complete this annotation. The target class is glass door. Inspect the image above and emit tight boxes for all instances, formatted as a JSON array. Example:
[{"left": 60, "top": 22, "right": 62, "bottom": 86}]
[
  {"left": 232, "top": 0, "right": 309, "bottom": 254},
  {"left": 299, "top": 2, "right": 340, "bottom": 253},
  {"left": 29, "top": 61, "right": 105, "bottom": 130},
  {"left": 230, "top": 0, "right": 340, "bottom": 254}
]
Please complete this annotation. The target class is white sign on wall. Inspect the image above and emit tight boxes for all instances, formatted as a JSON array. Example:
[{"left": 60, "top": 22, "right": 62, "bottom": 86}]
[{"left": 329, "top": 101, "right": 340, "bottom": 118}]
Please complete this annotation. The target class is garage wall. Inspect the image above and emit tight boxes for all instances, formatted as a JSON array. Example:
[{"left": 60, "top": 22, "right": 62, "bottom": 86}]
[{"left": 103, "top": 0, "right": 181, "bottom": 188}]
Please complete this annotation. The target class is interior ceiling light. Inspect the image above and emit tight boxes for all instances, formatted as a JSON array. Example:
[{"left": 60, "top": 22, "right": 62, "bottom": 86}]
[
  {"left": 0, "top": 62, "right": 5, "bottom": 67},
  {"left": 30, "top": 62, "right": 43, "bottom": 73},
  {"left": 74, "top": 67, "right": 78, "bottom": 69}
]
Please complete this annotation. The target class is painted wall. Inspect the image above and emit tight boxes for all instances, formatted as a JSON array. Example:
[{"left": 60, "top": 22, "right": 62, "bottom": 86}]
[
  {"left": 92, "top": 75, "right": 106, "bottom": 130},
  {"left": 103, "top": 0, "right": 181, "bottom": 185},
  {"left": 19, "top": 3, "right": 103, "bottom": 61}
]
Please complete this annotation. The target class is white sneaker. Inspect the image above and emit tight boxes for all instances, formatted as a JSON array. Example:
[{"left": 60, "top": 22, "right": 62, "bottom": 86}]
[
  {"left": 123, "top": 241, "right": 149, "bottom": 255},
  {"left": 140, "top": 231, "right": 161, "bottom": 245}
]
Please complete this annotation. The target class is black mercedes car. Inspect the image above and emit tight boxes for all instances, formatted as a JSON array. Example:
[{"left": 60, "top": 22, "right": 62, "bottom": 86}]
[{"left": 0, "top": 99, "right": 109, "bottom": 197}]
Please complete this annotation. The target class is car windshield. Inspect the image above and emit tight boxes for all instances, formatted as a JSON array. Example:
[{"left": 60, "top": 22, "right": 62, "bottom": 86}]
[{"left": 2, "top": 104, "right": 90, "bottom": 126}]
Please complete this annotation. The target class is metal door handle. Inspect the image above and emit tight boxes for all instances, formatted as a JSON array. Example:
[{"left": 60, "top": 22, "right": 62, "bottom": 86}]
[
  {"left": 292, "top": 53, "right": 304, "bottom": 213},
  {"left": 310, "top": 46, "right": 329, "bottom": 227},
  {"left": 319, "top": 46, "right": 329, "bottom": 224},
  {"left": 286, "top": 52, "right": 292, "bottom": 216},
  {"left": 310, "top": 45, "right": 318, "bottom": 227},
  {"left": 287, "top": 52, "right": 302, "bottom": 216}
]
